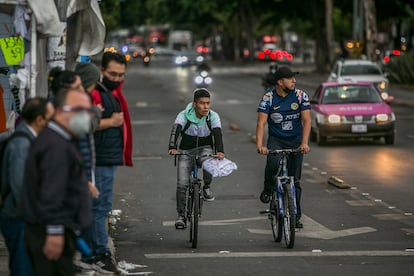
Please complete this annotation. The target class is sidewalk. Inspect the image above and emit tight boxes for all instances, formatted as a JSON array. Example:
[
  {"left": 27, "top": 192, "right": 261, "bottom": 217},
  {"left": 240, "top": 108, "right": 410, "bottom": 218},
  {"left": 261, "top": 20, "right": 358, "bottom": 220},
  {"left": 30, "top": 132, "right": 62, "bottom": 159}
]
[{"left": 0, "top": 227, "right": 117, "bottom": 276}]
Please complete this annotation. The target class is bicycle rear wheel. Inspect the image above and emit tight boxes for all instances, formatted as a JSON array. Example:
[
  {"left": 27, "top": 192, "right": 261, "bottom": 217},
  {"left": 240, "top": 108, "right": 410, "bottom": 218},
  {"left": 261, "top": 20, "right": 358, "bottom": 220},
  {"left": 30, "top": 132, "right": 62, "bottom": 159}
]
[
  {"left": 270, "top": 191, "right": 282, "bottom": 242},
  {"left": 190, "top": 184, "right": 200, "bottom": 248},
  {"left": 282, "top": 184, "right": 296, "bottom": 249}
]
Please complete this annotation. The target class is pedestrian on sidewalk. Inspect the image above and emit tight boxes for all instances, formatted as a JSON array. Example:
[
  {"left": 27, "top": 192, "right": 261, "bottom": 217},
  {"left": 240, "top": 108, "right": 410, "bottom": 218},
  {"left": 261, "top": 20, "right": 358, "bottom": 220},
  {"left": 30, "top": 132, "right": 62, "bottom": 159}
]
[
  {"left": 0, "top": 97, "right": 54, "bottom": 276},
  {"left": 18, "top": 88, "right": 93, "bottom": 276},
  {"left": 81, "top": 52, "right": 133, "bottom": 274}
]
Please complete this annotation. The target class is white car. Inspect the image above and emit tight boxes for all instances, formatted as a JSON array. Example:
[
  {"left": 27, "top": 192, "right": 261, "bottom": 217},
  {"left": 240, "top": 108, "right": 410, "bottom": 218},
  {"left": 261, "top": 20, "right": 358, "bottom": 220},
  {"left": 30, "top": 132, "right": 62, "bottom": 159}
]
[{"left": 328, "top": 59, "right": 390, "bottom": 97}]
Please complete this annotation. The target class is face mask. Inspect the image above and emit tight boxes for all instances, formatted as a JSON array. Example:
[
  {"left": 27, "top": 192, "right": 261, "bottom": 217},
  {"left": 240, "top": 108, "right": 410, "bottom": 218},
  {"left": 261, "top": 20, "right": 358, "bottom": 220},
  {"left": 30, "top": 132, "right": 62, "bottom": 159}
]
[
  {"left": 69, "top": 111, "right": 91, "bottom": 136},
  {"left": 102, "top": 76, "right": 121, "bottom": 91}
]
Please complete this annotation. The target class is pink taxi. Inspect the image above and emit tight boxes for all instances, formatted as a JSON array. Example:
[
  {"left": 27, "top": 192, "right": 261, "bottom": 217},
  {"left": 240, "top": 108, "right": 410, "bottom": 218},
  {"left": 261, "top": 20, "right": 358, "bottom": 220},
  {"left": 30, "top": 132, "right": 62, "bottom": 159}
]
[{"left": 310, "top": 82, "right": 396, "bottom": 145}]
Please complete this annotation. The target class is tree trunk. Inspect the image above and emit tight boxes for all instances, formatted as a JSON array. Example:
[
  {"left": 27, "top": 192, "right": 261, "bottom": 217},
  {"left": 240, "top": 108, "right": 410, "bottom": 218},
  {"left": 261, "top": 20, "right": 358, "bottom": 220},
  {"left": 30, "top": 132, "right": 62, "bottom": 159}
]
[
  {"left": 311, "top": 0, "right": 329, "bottom": 73},
  {"left": 325, "top": 0, "right": 335, "bottom": 66},
  {"left": 364, "top": 0, "right": 378, "bottom": 61}
]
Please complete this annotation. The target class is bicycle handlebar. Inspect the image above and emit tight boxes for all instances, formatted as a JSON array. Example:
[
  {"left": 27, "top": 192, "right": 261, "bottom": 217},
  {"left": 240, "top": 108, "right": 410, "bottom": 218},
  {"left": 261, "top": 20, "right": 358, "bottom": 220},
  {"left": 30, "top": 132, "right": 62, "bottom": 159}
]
[
  {"left": 267, "top": 148, "right": 302, "bottom": 154},
  {"left": 174, "top": 151, "right": 215, "bottom": 158}
]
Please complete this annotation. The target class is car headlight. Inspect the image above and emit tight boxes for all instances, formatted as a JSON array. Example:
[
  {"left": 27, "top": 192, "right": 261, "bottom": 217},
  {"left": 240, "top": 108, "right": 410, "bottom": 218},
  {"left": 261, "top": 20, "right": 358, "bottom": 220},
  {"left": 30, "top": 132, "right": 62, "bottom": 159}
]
[
  {"left": 200, "top": 70, "right": 208, "bottom": 77},
  {"left": 327, "top": 114, "right": 341, "bottom": 124},
  {"left": 196, "top": 56, "right": 204, "bottom": 63},
  {"left": 195, "top": 76, "right": 203, "bottom": 84},
  {"left": 377, "top": 81, "right": 388, "bottom": 91},
  {"left": 376, "top": 113, "right": 390, "bottom": 123}
]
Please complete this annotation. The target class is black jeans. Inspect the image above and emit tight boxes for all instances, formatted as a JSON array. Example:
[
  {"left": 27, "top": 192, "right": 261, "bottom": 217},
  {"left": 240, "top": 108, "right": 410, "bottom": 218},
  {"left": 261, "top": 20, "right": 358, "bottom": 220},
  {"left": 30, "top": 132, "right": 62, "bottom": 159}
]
[
  {"left": 25, "top": 224, "right": 76, "bottom": 276},
  {"left": 263, "top": 136, "right": 303, "bottom": 220}
]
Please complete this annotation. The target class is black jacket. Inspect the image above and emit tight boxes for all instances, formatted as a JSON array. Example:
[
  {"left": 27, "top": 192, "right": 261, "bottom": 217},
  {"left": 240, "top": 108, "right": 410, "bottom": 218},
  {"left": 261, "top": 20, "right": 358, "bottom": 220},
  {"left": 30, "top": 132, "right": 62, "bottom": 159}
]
[
  {"left": 18, "top": 121, "right": 91, "bottom": 234},
  {"left": 93, "top": 83, "right": 124, "bottom": 166}
]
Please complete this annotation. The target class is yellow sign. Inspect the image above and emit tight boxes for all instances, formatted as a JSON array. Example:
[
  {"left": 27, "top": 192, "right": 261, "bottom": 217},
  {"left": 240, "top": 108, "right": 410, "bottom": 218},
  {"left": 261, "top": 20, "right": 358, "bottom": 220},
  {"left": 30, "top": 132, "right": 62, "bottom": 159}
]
[{"left": 0, "top": 36, "right": 24, "bottom": 65}]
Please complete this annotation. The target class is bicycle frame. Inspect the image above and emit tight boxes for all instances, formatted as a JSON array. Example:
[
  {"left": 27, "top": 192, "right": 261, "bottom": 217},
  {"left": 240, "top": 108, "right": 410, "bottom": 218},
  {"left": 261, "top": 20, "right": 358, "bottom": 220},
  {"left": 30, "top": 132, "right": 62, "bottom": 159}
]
[
  {"left": 266, "top": 148, "right": 301, "bottom": 248},
  {"left": 274, "top": 150, "right": 298, "bottom": 217},
  {"left": 175, "top": 151, "right": 212, "bottom": 248}
]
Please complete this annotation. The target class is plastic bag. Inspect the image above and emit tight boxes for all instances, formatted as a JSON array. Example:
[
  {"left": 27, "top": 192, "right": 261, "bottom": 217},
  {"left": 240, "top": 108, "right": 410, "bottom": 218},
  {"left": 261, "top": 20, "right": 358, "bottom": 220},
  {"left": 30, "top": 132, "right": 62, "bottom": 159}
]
[{"left": 202, "top": 157, "right": 238, "bottom": 177}]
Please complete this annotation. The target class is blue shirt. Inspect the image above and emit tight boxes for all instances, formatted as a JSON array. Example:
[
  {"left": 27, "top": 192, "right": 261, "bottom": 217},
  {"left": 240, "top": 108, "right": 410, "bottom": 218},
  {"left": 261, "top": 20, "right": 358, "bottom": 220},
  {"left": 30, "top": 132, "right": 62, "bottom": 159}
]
[{"left": 257, "top": 88, "right": 311, "bottom": 145}]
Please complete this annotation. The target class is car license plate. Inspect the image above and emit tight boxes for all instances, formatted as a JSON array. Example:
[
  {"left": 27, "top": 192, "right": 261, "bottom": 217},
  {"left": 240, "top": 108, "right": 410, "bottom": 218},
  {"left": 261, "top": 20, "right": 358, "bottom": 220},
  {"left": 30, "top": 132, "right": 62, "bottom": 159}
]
[{"left": 352, "top": 124, "right": 367, "bottom": 133}]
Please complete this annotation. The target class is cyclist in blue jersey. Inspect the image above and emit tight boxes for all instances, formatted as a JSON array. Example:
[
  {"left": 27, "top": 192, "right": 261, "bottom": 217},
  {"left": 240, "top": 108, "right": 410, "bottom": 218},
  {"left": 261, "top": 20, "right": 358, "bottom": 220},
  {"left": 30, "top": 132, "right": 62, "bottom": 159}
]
[
  {"left": 256, "top": 66, "right": 311, "bottom": 228},
  {"left": 168, "top": 88, "right": 225, "bottom": 229}
]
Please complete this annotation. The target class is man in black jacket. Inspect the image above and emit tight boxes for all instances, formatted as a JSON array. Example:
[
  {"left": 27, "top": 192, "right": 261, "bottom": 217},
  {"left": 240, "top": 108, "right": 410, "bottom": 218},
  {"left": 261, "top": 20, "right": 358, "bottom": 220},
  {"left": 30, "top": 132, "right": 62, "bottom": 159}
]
[{"left": 18, "top": 88, "right": 93, "bottom": 275}]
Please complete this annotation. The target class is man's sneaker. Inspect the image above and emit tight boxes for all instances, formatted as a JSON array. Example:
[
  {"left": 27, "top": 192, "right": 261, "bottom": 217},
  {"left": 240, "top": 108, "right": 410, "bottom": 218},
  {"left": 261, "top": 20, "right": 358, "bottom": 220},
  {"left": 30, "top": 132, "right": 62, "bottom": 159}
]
[
  {"left": 296, "top": 219, "right": 303, "bottom": 229},
  {"left": 260, "top": 191, "right": 270, "bottom": 203},
  {"left": 203, "top": 187, "right": 215, "bottom": 201},
  {"left": 92, "top": 252, "right": 118, "bottom": 274},
  {"left": 175, "top": 216, "right": 186, "bottom": 229},
  {"left": 74, "top": 258, "right": 94, "bottom": 270}
]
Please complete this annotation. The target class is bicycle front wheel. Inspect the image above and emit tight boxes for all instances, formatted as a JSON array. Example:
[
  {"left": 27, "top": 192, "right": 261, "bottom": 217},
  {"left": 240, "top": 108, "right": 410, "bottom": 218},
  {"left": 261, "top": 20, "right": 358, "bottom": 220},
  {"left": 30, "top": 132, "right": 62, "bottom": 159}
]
[
  {"left": 283, "top": 183, "right": 296, "bottom": 249},
  {"left": 270, "top": 191, "right": 282, "bottom": 242},
  {"left": 190, "top": 184, "right": 200, "bottom": 248}
]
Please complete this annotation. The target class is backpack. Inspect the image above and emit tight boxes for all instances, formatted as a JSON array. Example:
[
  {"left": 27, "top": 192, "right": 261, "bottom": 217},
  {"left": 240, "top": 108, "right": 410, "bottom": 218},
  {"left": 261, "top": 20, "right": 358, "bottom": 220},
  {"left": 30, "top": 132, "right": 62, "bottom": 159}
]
[{"left": 0, "top": 131, "right": 32, "bottom": 207}]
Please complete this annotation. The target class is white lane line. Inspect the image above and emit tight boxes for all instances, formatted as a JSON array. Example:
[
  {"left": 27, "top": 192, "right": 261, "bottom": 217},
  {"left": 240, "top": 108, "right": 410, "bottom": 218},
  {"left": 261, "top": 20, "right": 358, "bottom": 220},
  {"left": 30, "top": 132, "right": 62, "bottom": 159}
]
[
  {"left": 145, "top": 250, "right": 414, "bottom": 259},
  {"left": 131, "top": 120, "right": 166, "bottom": 125},
  {"left": 248, "top": 214, "right": 376, "bottom": 240},
  {"left": 162, "top": 216, "right": 265, "bottom": 226}
]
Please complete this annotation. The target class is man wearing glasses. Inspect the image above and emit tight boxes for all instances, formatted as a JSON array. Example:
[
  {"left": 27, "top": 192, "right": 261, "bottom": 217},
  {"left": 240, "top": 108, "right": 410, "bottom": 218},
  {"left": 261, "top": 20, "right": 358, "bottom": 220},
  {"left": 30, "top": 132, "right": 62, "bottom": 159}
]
[
  {"left": 18, "top": 88, "right": 93, "bottom": 275},
  {"left": 81, "top": 52, "right": 133, "bottom": 274}
]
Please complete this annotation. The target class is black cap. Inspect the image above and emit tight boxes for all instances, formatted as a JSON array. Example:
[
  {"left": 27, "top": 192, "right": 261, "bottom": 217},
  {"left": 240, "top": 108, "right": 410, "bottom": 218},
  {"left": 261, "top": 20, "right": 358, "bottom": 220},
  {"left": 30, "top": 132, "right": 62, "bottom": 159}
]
[{"left": 274, "top": 66, "right": 299, "bottom": 81}]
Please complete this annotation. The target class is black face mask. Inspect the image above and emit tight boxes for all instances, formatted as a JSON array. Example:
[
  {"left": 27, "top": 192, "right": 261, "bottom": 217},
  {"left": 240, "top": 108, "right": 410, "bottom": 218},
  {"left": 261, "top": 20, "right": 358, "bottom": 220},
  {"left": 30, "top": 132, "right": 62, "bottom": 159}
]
[{"left": 102, "top": 76, "right": 121, "bottom": 91}]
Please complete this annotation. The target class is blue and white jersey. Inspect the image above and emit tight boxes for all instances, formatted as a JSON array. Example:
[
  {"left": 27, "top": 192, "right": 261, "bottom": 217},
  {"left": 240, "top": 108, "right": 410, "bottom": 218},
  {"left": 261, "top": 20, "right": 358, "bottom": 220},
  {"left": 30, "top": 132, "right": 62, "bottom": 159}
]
[{"left": 257, "top": 88, "right": 310, "bottom": 145}]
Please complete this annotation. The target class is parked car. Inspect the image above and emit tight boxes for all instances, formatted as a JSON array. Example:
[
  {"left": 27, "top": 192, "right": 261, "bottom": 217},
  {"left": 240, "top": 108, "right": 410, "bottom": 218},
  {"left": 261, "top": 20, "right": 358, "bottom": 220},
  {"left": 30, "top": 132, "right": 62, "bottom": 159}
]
[
  {"left": 310, "top": 81, "right": 396, "bottom": 145},
  {"left": 327, "top": 59, "right": 390, "bottom": 98}
]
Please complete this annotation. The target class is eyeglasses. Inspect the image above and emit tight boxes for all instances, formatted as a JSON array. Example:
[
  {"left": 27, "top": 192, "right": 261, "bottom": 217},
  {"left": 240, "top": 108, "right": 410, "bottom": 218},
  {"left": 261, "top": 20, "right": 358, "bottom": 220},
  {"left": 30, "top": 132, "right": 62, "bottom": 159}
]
[
  {"left": 105, "top": 71, "right": 125, "bottom": 79},
  {"left": 62, "top": 105, "right": 94, "bottom": 113}
]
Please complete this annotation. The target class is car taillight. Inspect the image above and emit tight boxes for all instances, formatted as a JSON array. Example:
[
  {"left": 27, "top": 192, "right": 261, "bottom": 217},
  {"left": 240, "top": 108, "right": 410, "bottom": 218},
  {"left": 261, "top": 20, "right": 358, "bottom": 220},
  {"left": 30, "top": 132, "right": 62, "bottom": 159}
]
[
  {"left": 258, "top": 52, "right": 265, "bottom": 59},
  {"left": 383, "top": 56, "right": 390, "bottom": 63},
  {"left": 392, "top": 49, "right": 400, "bottom": 56}
]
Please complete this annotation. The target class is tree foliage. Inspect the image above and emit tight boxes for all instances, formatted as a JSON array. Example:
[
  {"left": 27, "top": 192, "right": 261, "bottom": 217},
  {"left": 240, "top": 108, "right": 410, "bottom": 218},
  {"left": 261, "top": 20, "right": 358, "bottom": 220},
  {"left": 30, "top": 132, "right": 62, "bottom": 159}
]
[{"left": 99, "top": 0, "right": 414, "bottom": 72}]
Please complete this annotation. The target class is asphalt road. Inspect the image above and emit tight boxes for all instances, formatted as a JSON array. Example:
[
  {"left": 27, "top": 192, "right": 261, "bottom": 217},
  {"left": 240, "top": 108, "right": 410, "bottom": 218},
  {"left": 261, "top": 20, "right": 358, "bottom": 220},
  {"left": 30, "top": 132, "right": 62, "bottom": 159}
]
[
  {"left": 109, "top": 58, "right": 414, "bottom": 275},
  {"left": 1, "top": 58, "right": 413, "bottom": 276}
]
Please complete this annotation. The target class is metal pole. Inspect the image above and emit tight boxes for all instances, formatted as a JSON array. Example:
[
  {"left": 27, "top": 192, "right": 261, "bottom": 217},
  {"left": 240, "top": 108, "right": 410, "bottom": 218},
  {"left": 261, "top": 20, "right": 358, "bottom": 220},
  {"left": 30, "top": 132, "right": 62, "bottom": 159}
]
[{"left": 30, "top": 14, "right": 37, "bottom": 98}]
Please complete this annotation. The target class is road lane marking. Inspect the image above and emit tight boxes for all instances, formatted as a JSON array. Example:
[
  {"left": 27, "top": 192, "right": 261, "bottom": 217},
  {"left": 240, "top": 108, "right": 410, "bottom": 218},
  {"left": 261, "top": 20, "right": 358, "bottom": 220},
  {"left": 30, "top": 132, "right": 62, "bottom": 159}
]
[
  {"left": 131, "top": 120, "right": 166, "bottom": 125},
  {"left": 248, "top": 214, "right": 376, "bottom": 239},
  {"left": 346, "top": 200, "right": 377, "bottom": 206},
  {"left": 145, "top": 250, "right": 414, "bottom": 259},
  {"left": 163, "top": 215, "right": 376, "bottom": 239},
  {"left": 372, "top": 214, "right": 412, "bottom": 220},
  {"left": 162, "top": 216, "right": 265, "bottom": 226}
]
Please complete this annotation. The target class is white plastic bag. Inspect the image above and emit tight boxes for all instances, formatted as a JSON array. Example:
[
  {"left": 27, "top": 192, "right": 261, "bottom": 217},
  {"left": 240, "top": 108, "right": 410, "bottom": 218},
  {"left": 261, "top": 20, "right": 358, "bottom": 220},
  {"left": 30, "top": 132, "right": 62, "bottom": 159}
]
[{"left": 202, "top": 157, "right": 238, "bottom": 177}]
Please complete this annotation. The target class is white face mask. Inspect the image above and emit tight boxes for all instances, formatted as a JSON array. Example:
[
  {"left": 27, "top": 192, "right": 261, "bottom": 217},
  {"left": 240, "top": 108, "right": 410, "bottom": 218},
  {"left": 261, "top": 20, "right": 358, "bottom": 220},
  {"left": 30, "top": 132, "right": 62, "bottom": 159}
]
[{"left": 69, "top": 111, "right": 91, "bottom": 136}]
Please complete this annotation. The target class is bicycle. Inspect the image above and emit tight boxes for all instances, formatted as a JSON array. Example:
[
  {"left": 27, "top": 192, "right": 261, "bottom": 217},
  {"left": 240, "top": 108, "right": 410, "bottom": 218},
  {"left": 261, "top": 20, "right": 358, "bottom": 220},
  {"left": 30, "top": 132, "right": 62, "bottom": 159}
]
[
  {"left": 175, "top": 151, "right": 213, "bottom": 248},
  {"left": 260, "top": 148, "right": 301, "bottom": 249}
]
